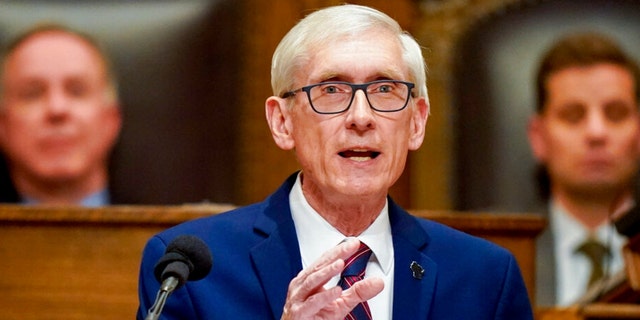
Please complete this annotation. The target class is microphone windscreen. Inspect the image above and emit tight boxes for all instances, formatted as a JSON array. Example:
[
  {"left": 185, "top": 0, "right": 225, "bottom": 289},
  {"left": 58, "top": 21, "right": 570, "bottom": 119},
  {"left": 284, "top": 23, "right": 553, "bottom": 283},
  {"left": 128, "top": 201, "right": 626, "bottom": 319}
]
[{"left": 153, "top": 235, "right": 213, "bottom": 283}]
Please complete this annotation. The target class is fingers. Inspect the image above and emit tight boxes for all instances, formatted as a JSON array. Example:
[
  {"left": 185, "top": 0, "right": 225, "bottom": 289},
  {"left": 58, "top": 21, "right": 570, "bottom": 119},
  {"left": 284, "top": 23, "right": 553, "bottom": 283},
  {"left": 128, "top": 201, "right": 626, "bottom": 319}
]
[
  {"left": 286, "top": 258, "right": 343, "bottom": 303},
  {"left": 291, "top": 238, "right": 360, "bottom": 291},
  {"left": 282, "top": 285, "right": 343, "bottom": 320},
  {"left": 289, "top": 238, "right": 361, "bottom": 293},
  {"left": 310, "top": 237, "right": 361, "bottom": 273},
  {"left": 282, "top": 238, "right": 364, "bottom": 320},
  {"left": 282, "top": 238, "right": 385, "bottom": 320},
  {"left": 302, "top": 277, "right": 384, "bottom": 320},
  {"left": 339, "top": 277, "right": 385, "bottom": 310}
]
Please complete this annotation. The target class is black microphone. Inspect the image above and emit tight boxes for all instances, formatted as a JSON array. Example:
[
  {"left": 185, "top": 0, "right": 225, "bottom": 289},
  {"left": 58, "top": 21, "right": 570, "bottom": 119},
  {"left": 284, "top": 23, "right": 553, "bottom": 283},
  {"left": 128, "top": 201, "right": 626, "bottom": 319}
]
[{"left": 146, "top": 235, "right": 213, "bottom": 320}]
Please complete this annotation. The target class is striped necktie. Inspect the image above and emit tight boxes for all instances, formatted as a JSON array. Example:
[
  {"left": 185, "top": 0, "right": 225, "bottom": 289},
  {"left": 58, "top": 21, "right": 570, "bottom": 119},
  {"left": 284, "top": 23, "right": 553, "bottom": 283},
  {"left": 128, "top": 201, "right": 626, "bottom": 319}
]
[{"left": 338, "top": 242, "right": 373, "bottom": 320}]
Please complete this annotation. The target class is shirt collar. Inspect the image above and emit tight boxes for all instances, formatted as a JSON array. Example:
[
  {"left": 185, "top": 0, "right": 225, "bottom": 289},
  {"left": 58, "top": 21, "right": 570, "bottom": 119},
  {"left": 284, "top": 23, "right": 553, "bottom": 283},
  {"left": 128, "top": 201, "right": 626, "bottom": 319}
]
[
  {"left": 21, "top": 188, "right": 110, "bottom": 207},
  {"left": 550, "top": 198, "right": 624, "bottom": 252},
  {"left": 290, "top": 172, "right": 393, "bottom": 275},
  {"left": 550, "top": 200, "right": 587, "bottom": 253}
]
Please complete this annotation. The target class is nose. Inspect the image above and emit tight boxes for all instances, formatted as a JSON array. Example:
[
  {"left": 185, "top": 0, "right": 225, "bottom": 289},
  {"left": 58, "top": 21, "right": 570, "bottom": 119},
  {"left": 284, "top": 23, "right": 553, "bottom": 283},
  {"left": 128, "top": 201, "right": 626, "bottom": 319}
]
[
  {"left": 45, "top": 87, "right": 71, "bottom": 117},
  {"left": 585, "top": 110, "right": 608, "bottom": 141},
  {"left": 345, "top": 89, "right": 375, "bottom": 130}
]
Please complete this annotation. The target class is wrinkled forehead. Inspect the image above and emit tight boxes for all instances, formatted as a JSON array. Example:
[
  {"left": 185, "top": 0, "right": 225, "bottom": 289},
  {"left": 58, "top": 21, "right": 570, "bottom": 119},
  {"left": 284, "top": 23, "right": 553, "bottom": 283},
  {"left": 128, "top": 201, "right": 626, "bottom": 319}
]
[{"left": 296, "top": 29, "right": 408, "bottom": 82}]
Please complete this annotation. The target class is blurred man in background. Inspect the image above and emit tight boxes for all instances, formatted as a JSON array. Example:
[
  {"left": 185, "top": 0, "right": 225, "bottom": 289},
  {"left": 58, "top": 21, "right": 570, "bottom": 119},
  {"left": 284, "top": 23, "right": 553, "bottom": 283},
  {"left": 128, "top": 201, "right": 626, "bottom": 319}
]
[
  {"left": 527, "top": 32, "right": 640, "bottom": 306},
  {"left": 0, "top": 24, "right": 121, "bottom": 205}
]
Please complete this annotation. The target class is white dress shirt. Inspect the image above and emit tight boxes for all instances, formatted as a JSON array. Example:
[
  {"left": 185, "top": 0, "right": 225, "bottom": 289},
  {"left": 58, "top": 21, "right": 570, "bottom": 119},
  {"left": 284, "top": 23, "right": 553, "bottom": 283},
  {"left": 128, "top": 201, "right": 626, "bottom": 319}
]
[
  {"left": 290, "top": 173, "right": 394, "bottom": 319},
  {"left": 550, "top": 200, "right": 626, "bottom": 306}
]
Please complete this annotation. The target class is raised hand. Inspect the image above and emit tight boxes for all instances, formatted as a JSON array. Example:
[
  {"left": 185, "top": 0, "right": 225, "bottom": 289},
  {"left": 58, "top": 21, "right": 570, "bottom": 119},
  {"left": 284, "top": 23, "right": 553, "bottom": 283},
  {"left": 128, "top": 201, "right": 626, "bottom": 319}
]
[{"left": 281, "top": 238, "right": 384, "bottom": 320}]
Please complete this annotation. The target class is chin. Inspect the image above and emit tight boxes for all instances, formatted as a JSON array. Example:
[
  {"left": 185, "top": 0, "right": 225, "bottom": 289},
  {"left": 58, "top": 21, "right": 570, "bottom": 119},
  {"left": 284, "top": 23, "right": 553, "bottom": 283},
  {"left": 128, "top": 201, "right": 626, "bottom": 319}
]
[
  {"left": 338, "top": 180, "right": 386, "bottom": 197},
  {"left": 38, "top": 167, "right": 84, "bottom": 181}
]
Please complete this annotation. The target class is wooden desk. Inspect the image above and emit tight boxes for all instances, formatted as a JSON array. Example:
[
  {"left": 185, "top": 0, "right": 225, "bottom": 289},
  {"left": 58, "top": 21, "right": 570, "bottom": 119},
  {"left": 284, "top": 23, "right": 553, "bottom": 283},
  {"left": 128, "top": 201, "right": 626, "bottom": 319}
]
[
  {"left": 538, "top": 303, "right": 640, "bottom": 320},
  {"left": 0, "top": 205, "right": 544, "bottom": 319},
  {"left": 0, "top": 204, "right": 231, "bottom": 320}
]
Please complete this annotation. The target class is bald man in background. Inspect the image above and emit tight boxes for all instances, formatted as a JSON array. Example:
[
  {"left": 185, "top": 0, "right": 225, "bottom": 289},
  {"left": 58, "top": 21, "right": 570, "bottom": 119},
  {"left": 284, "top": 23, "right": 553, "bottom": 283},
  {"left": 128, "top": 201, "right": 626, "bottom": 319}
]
[{"left": 0, "top": 24, "right": 121, "bottom": 206}]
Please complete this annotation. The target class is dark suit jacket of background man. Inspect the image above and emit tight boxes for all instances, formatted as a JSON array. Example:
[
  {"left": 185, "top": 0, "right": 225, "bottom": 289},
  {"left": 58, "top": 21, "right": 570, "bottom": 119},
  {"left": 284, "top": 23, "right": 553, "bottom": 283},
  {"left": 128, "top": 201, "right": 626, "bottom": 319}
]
[{"left": 0, "top": 155, "right": 129, "bottom": 204}]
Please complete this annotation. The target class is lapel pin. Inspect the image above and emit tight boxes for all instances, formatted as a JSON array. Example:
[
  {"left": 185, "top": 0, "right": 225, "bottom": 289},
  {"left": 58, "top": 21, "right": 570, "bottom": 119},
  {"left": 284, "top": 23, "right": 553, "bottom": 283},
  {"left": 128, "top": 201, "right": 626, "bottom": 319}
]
[{"left": 410, "top": 261, "right": 424, "bottom": 280}]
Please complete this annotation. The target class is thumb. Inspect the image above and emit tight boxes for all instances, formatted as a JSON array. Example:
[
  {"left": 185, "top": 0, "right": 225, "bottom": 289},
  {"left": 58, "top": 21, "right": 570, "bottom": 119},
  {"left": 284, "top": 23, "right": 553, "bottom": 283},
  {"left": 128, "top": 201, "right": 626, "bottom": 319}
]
[{"left": 340, "top": 277, "right": 384, "bottom": 311}]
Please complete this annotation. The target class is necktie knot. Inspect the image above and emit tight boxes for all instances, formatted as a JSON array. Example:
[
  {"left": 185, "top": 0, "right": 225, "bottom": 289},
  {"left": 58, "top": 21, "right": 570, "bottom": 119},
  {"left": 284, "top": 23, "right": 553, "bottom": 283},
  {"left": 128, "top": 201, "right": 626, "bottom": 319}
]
[{"left": 342, "top": 243, "right": 372, "bottom": 278}]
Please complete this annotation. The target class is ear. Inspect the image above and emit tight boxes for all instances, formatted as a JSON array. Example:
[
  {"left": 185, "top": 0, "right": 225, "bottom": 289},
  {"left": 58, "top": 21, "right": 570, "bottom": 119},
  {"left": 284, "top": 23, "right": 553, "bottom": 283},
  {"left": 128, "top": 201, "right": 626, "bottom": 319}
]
[
  {"left": 265, "top": 96, "right": 295, "bottom": 150},
  {"left": 527, "top": 115, "right": 548, "bottom": 163},
  {"left": 104, "top": 103, "right": 122, "bottom": 147},
  {"left": 635, "top": 113, "right": 640, "bottom": 154},
  {"left": 408, "top": 97, "right": 429, "bottom": 151},
  {"left": 0, "top": 107, "right": 7, "bottom": 149}
]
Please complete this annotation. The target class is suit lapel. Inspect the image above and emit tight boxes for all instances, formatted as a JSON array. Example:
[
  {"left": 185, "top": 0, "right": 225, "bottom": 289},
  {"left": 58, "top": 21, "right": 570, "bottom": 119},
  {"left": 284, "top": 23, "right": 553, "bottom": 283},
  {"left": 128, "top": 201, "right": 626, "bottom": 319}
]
[
  {"left": 536, "top": 217, "right": 556, "bottom": 306},
  {"left": 250, "top": 174, "right": 303, "bottom": 319},
  {"left": 389, "top": 200, "right": 437, "bottom": 319},
  {"left": 251, "top": 224, "right": 300, "bottom": 319}
]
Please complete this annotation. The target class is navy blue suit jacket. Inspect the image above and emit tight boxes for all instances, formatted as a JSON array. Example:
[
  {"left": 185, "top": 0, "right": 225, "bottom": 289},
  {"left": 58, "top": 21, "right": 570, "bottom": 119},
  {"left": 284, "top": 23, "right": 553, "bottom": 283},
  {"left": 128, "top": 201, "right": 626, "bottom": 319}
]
[{"left": 137, "top": 174, "right": 533, "bottom": 319}]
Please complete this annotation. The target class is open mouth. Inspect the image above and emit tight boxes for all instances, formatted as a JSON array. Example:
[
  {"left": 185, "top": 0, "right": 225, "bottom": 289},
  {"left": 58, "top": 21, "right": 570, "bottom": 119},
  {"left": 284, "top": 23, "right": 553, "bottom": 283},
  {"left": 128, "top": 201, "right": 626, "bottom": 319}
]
[{"left": 338, "top": 149, "right": 381, "bottom": 161}]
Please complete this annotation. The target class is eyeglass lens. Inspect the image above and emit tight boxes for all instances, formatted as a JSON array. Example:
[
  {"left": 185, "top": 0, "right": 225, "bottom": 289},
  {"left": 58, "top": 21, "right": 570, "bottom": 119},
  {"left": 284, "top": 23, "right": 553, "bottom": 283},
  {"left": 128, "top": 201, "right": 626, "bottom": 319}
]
[{"left": 307, "top": 81, "right": 410, "bottom": 113}]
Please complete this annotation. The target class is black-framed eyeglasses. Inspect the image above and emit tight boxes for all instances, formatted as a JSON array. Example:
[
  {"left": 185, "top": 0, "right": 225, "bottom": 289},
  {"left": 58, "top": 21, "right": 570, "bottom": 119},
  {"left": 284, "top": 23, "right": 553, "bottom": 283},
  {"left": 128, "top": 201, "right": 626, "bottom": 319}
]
[{"left": 281, "top": 80, "right": 415, "bottom": 114}]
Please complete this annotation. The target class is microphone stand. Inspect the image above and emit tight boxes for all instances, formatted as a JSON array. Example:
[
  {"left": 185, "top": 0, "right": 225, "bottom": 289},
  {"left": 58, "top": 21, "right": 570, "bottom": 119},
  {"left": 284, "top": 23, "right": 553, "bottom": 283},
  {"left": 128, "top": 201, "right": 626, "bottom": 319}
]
[{"left": 145, "top": 277, "right": 179, "bottom": 320}]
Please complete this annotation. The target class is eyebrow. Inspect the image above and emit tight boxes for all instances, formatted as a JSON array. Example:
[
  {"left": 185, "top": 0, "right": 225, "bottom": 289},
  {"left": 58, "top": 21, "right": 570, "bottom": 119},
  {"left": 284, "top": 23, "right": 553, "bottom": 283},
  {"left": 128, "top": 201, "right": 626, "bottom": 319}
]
[{"left": 312, "top": 69, "right": 405, "bottom": 83}]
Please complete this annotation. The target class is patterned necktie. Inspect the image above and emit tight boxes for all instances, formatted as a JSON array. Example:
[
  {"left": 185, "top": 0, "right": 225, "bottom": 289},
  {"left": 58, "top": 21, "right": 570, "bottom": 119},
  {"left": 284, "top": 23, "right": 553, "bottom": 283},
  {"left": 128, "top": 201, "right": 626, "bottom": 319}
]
[
  {"left": 575, "top": 238, "right": 610, "bottom": 288},
  {"left": 338, "top": 242, "right": 373, "bottom": 320}
]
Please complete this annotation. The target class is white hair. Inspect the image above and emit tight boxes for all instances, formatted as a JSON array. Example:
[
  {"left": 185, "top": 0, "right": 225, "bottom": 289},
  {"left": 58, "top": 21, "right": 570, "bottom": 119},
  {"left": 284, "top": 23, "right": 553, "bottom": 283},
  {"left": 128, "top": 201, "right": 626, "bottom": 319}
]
[{"left": 271, "top": 4, "right": 428, "bottom": 100}]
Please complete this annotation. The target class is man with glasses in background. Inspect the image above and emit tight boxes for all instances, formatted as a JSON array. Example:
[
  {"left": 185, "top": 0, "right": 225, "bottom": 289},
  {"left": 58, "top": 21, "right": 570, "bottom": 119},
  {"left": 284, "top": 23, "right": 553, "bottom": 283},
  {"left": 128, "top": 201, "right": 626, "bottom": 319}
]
[{"left": 137, "top": 4, "right": 533, "bottom": 319}]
